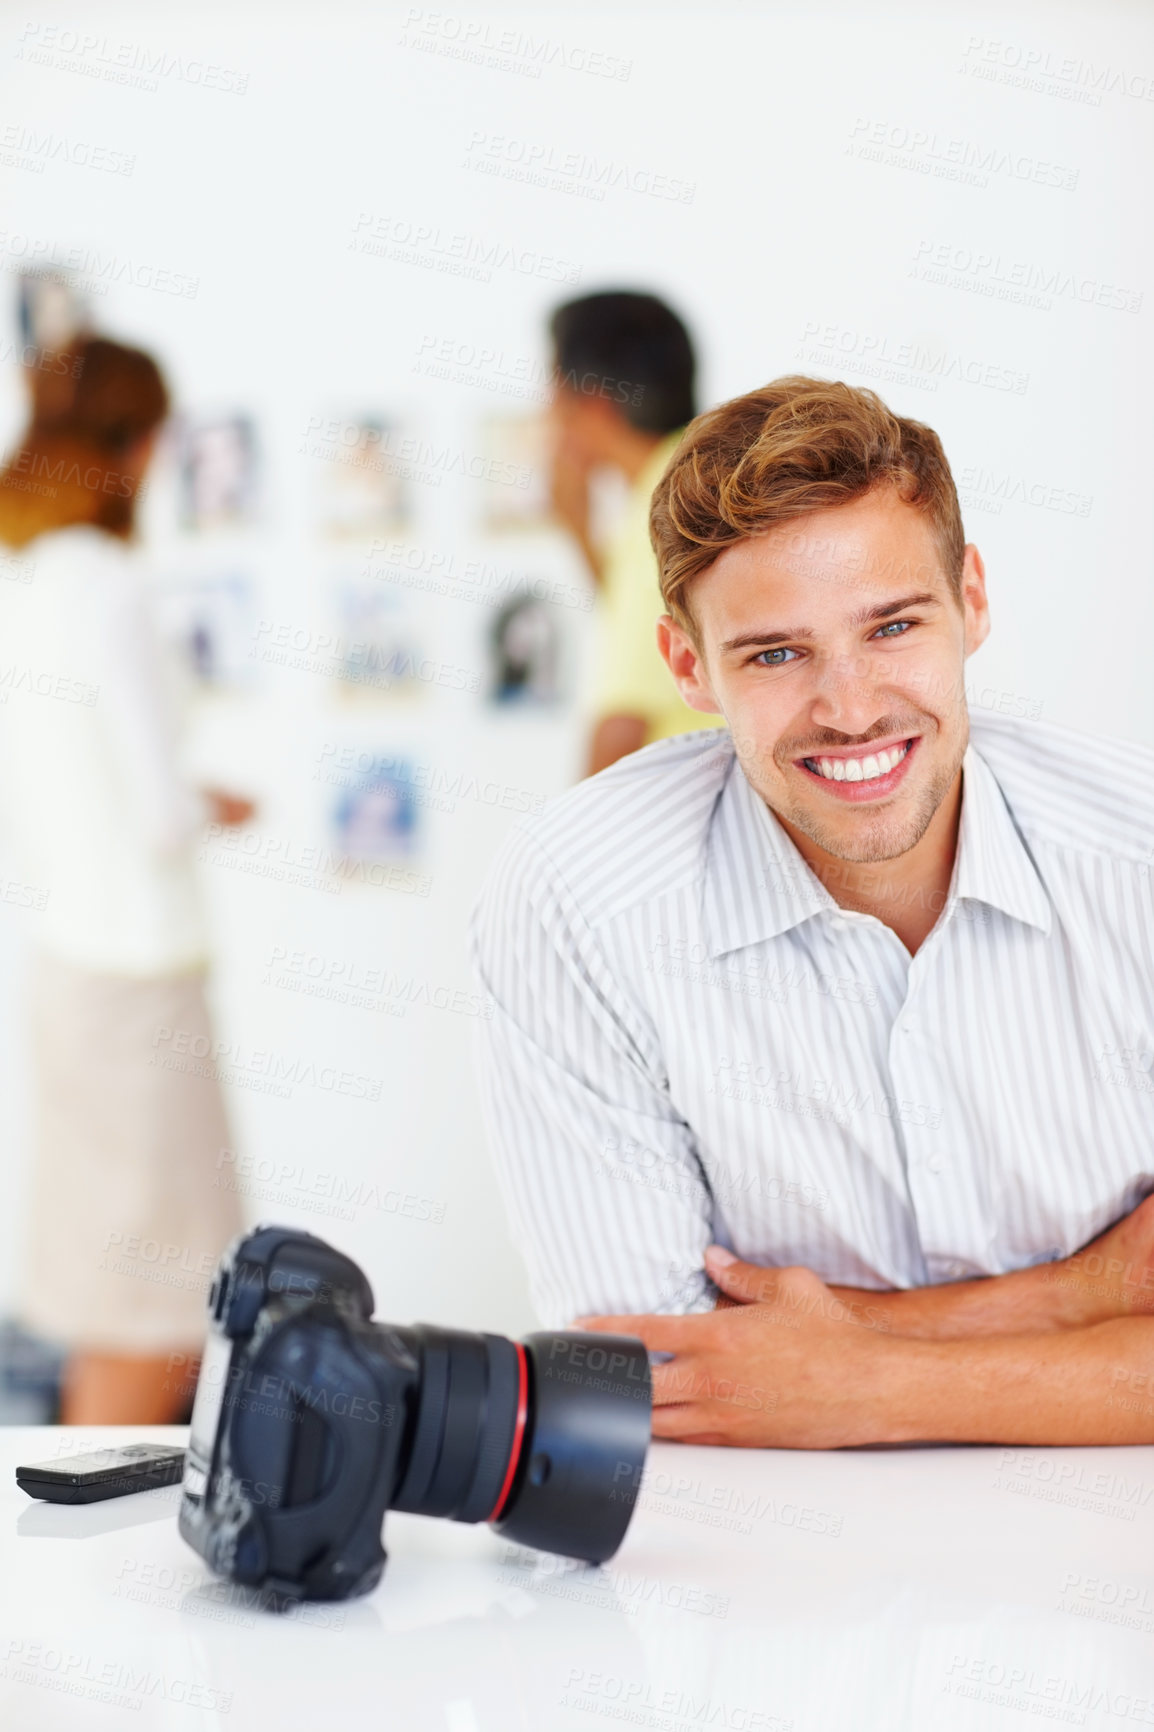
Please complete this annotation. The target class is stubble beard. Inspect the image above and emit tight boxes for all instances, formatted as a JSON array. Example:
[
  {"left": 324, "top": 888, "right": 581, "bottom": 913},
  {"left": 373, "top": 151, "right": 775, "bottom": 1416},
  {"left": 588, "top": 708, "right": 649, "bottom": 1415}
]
[{"left": 739, "top": 722, "right": 967, "bottom": 866}]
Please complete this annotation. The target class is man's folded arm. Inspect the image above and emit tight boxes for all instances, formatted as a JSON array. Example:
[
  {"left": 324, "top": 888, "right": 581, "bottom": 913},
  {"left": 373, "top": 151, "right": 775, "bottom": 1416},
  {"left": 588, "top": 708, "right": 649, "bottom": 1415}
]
[
  {"left": 470, "top": 823, "right": 717, "bottom": 1326},
  {"left": 823, "top": 1193, "right": 1154, "bottom": 1340},
  {"left": 589, "top": 1253, "right": 1154, "bottom": 1447},
  {"left": 889, "top": 1314, "right": 1154, "bottom": 1445}
]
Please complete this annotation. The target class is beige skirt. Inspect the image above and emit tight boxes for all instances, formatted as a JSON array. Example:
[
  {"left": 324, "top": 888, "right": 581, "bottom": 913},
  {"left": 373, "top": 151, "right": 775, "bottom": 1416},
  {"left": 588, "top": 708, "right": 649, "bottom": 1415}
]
[{"left": 19, "top": 952, "right": 244, "bottom": 1352}]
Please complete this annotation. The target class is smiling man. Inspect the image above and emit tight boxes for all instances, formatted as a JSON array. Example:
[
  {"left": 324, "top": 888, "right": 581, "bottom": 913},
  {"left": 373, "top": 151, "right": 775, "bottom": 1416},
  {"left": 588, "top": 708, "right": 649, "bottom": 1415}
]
[{"left": 470, "top": 376, "right": 1154, "bottom": 1448}]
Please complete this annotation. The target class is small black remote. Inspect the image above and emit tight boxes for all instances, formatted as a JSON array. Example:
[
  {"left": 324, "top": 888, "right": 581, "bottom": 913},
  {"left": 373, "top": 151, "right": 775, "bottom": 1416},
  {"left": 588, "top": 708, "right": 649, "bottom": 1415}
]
[{"left": 15, "top": 1443, "right": 186, "bottom": 1504}]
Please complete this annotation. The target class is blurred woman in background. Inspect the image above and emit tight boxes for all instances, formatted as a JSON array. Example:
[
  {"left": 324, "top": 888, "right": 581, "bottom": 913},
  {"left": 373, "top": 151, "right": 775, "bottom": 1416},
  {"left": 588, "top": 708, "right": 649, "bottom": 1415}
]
[{"left": 0, "top": 335, "right": 251, "bottom": 1422}]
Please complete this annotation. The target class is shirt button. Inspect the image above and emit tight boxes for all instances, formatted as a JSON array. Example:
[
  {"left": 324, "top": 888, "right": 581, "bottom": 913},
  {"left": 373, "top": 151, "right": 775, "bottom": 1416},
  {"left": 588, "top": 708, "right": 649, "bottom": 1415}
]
[{"left": 927, "top": 1154, "right": 944, "bottom": 1174}]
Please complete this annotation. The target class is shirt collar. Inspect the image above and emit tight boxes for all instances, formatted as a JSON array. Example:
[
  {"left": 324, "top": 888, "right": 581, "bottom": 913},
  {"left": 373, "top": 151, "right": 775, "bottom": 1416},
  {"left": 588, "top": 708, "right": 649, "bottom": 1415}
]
[
  {"left": 702, "top": 757, "right": 835, "bottom": 957},
  {"left": 949, "top": 739, "right": 1052, "bottom": 935},
  {"left": 702, "top": 739, "right": 1051, "bottom": 959}
]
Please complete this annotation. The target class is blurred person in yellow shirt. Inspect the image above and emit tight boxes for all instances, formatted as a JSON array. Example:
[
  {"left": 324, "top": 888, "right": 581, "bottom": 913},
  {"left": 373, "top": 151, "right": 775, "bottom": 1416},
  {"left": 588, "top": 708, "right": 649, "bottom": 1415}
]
[{"left": 547, "top": 292, "right": 721, "bottom": 774}]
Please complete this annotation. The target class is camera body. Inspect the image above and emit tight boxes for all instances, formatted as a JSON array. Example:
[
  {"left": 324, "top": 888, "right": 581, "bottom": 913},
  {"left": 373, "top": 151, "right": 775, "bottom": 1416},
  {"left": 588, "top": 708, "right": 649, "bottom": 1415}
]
[{"left": 179, "top": 1226, "right": 651, "bottom": 1602}]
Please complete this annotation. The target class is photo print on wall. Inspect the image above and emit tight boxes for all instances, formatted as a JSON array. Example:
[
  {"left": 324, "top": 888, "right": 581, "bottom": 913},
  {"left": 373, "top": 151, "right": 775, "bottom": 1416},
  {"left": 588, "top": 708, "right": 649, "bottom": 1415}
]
[
  {"left": 487, "top": 594, "right": 565, "bottom": 706},
  {"left": 332, "top": 578, "right": 427, "bottom": 702},
  {"left": 179, "top": 414, "right": 259, "bottom": 532},
  {"left": 153, "top": 572, "right": 256, "bottom": 691},
  {"left": 329, "top": 753, "right": 421, "bottom": 866},
  {"left": 476, "top": 413, "right": 553, "bottom": 533},
  {"left": 17, "top": 269, "right": 90, "bottom": 357},
  {"left": 312, "top": 416, "right": 412, "bottom": 541}
]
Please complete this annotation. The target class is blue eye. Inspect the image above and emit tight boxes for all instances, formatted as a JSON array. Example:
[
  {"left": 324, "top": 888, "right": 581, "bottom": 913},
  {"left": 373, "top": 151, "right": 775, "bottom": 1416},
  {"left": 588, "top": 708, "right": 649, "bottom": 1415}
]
[{"left": 752, "top": 619, "right": 915, "bottom": 667}]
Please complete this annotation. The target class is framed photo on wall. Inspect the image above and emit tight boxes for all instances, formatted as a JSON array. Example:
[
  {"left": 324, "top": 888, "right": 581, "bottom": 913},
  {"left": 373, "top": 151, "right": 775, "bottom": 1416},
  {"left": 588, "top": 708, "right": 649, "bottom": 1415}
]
[{"left": 179, "top": 414, "right": 259, "bottom": 532}]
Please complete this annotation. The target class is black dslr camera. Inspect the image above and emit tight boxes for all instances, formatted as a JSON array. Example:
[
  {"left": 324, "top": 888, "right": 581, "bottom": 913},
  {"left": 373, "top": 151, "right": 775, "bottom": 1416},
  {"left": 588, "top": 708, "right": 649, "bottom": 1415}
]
[{"left": 179, "top": 1226, "right": 651, "bottom": 1602}]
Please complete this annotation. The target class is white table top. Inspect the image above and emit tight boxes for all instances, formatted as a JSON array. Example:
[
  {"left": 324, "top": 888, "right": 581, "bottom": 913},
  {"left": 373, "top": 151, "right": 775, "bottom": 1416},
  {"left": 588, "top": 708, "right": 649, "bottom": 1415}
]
[{"left": 4, "top": 1426, "right": 1154, "bottom": 1730}]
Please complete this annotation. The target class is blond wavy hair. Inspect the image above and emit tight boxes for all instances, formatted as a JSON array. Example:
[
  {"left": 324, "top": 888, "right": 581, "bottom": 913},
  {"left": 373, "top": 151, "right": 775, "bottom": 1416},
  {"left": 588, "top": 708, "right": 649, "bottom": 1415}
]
[{"left": 649, "top": 376, "right": 965, "bottom": 632}]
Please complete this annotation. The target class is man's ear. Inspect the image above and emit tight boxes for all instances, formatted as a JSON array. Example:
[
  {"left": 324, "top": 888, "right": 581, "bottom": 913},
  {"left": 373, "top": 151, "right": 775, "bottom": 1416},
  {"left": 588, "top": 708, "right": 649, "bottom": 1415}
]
[
  {"left": 656, "top": 614, "right": 722, "bottom": 715},
  {"left": 960, "top": 543, "right": 990, "bottom": 659}
]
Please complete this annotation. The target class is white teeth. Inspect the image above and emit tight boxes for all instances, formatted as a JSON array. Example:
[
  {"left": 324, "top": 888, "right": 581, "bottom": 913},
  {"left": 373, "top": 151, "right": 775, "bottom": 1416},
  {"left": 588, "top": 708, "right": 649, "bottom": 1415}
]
[{"left": 808, "top": 742, "right": 909, "bottom": 783}]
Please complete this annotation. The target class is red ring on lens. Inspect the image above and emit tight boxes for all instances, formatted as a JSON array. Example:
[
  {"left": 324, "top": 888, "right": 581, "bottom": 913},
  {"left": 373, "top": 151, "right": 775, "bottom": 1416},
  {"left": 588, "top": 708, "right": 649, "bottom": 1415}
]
[{"left": 486, "top": 1340, "right": 529, "bottom": 1523}]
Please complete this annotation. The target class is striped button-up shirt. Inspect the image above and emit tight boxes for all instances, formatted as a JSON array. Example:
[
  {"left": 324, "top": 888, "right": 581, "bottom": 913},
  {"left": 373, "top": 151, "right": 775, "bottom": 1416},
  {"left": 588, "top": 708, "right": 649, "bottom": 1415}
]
[{"left": 470, "top": 708, "right": 1154, "bottom": 1326}]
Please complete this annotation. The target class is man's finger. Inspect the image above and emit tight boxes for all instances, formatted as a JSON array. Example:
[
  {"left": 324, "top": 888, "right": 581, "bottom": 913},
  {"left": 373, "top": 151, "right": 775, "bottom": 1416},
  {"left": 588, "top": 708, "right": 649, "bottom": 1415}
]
[
  {"left": 574, "top": 1313, "right": 709, "bottom": 1355},
  {"left": 651, "top": 1403, "right": 732, "bottom": 1444},
  {"left": 651, "top": 1359, "right": 715, "bottom": 1406},
  {"left": 704, "top": 1245, "right": 782, "bottom": 1305}
]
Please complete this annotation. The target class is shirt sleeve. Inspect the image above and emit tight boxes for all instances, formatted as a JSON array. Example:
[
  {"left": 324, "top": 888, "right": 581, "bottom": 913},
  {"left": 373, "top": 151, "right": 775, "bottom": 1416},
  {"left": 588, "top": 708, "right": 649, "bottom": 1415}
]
[{"left": 469, "top": 819, "right": 718, "bottom": 1326}]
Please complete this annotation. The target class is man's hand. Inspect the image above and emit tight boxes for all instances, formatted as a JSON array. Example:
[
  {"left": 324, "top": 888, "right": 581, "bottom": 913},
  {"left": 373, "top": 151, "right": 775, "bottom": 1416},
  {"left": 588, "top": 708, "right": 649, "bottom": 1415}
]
[
  {"left": 586, "top": 713, "right": 648, "bottom": 776},
  {"left": 580, "top": 1239, "right": 1154, "bottom": 1449},
  {"left": 548, "top": 429, "right": 603, "bottom": 583},
  {"left": 580, "top": 1253, "right": 914, "bottom": 1448},
  {"left": 202, "top": 789, "right": 256, "bottom": 828},
  {"left": 549, "top": 433, "right": 590, "bottom": 537}
]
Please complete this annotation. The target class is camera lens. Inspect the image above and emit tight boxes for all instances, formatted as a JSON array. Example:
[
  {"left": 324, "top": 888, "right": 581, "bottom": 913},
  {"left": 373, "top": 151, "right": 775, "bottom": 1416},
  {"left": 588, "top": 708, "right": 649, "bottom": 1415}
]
[
  {"left": 390, "top": 1325, "right": 650, "bottom": 1563},
  {"left": 390, "top": 1327, "right": 523, "bottom": 1524}
]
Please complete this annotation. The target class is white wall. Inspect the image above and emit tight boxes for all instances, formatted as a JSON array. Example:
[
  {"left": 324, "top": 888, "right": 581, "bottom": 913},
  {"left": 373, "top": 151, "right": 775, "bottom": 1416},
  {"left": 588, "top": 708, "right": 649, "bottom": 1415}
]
[{"left": 1, "top": 0, "right": 1151, "bottom": 1335}]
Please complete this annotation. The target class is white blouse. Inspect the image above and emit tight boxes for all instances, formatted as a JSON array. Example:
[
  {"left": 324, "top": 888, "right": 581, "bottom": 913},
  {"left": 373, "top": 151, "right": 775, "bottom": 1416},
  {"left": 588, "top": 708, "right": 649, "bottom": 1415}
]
[{"left": 0, "top": 524, "right": 210, "bottom": 976}]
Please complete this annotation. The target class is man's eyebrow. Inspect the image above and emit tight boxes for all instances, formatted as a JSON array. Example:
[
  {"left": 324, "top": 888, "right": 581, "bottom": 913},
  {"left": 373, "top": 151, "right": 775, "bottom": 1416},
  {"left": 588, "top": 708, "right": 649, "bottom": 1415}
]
[{"left": 719, "top": 593, "right": 943, "bottom": 654}]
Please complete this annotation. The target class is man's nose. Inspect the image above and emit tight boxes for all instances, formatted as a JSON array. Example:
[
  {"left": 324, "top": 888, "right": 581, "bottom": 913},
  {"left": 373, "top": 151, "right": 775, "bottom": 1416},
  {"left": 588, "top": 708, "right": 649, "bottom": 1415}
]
[{"left": 808, "top": 649, "right": 882, "bottom": 722}]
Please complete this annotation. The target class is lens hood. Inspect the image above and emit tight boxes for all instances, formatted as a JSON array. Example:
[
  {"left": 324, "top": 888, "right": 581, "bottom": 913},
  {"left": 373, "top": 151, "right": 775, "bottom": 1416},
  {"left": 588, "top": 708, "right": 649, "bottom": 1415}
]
[{"left": 494, "top": 1331, "right": 650, "bottom": 1562}]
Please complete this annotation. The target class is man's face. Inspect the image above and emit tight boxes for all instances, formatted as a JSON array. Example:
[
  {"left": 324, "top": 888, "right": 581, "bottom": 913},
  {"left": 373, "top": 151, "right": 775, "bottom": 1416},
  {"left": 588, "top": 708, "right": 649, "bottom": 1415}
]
[
  {"left": 547, "top": 378, "right": 612, "bottom": 468},
  {"left": 657, "top": 488, "right": 990, "bottom": 865}
]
